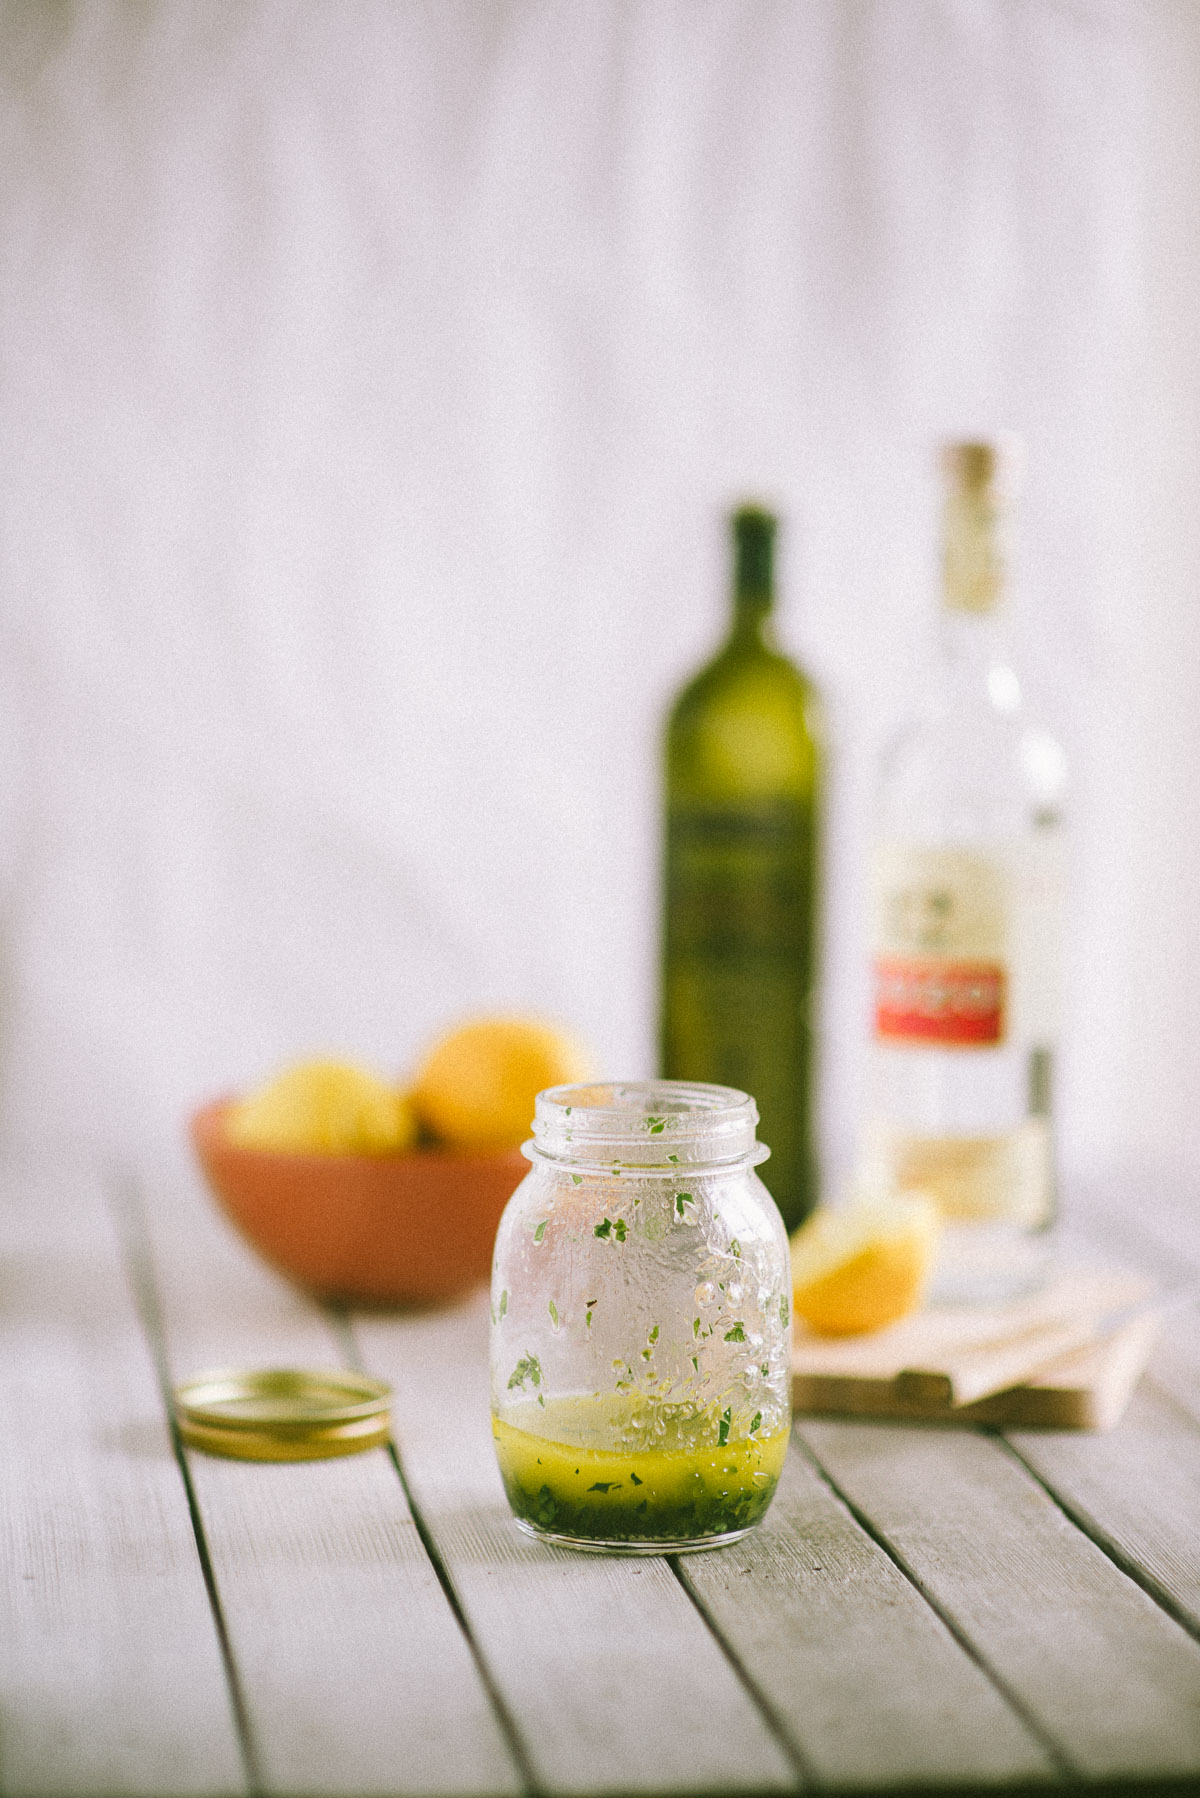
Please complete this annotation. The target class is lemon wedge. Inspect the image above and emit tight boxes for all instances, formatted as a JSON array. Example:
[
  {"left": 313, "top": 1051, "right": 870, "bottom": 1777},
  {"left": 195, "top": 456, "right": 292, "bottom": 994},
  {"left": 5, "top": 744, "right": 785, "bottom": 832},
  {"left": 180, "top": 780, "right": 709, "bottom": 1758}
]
[
  {"left": 790, "top": 1194, "right": 940, "bottom": 1335},
  {"left": 410, "top": 1016, "right": 594, "bottom": 1150},
  {"left": 227, "top": 1060, "right": 417, "bottom": 1155}
]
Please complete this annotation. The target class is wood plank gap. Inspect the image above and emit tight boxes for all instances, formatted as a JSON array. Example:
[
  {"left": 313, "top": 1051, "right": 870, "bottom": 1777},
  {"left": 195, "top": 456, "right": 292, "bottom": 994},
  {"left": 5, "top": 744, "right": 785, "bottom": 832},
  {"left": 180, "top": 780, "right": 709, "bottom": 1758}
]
[
  {"left": 107, "top": 1165, "right": 265, "bottom": 1796},
  {"left": 999, "top": 1423, "right": 1200, "bottom": 1652},
  {"left": 789, "top": 1429, "right": 1079, "bottom": 1785},
  {"left": 334, "top": 1309, "right": 543, "bottom": 1798},
  {"left": 666, "top": 1556, "right": 816, "bottom": 1791}
]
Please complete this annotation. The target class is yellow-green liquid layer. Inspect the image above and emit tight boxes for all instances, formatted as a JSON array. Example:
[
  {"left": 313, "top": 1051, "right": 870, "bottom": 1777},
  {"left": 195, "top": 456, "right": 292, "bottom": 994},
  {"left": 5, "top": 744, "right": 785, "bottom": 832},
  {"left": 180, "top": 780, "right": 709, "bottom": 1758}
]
[{"left": 493, "top": 1396, "right": 789, "bottom": 1544}]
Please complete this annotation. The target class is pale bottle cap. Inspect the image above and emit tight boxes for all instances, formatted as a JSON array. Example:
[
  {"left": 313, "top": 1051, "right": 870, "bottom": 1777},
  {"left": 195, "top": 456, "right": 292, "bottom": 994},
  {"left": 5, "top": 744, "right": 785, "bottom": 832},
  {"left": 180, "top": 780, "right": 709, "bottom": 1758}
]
[{"left": 940, "top": 434, "right": 1022, "bottom": 615}]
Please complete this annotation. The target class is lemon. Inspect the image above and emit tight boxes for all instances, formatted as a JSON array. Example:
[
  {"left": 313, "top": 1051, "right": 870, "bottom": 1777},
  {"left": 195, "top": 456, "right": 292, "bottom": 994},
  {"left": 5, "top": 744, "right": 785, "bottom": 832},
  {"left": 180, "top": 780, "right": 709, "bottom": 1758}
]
[
  {"left": 790, "top": 1194, "right": 940, "bottom": 1335},
  {"left": 227, "top": 1059, "right": 417, "bottom": 1155},
  {"left": 410, "top": 1016, "right": 594, "bottom": 1150}
]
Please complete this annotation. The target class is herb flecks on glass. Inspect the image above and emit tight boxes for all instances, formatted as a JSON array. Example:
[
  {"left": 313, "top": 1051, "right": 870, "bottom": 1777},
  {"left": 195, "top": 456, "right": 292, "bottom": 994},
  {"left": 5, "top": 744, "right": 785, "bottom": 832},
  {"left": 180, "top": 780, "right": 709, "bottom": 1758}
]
[{"left": 508, "top": 1354, "right": 543, "bottom": 1392}]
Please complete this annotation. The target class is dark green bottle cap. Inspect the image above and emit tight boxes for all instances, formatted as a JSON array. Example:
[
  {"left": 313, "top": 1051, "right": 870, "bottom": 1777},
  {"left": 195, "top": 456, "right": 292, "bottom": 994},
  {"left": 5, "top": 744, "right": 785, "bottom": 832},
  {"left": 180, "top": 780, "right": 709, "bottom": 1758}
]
[{"left": 732, "top": 505, "right": 776, "bottom": 600}]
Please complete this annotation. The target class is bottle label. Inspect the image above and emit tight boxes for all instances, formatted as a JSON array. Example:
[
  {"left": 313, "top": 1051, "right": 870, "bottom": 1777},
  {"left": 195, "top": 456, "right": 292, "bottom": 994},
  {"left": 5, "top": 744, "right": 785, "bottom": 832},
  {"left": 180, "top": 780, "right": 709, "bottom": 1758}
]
[
  {"left": 665, "top": 801, "right": 814, "bottom": 963},
  {"left": 872, "top": 846, "right": 1007, "bottom": 1048},
  {"left": 875, "top": 957, "right": 1005, "bottom": 1045}
]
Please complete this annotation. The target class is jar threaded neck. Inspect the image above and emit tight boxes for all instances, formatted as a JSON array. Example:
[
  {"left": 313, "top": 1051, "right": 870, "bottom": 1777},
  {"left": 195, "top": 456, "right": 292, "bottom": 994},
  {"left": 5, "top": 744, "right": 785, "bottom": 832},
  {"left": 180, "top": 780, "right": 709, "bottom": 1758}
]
[{"left": 526, "top": 1080, "right": 766, "bottom": 1171}]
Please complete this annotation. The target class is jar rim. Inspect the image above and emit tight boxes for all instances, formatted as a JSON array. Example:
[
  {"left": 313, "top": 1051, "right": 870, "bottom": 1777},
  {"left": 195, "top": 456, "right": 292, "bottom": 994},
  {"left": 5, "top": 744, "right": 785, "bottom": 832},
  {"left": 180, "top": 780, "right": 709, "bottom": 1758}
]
[{"left": 525, "top": 1079, "right": 767, "bottom": 1171}]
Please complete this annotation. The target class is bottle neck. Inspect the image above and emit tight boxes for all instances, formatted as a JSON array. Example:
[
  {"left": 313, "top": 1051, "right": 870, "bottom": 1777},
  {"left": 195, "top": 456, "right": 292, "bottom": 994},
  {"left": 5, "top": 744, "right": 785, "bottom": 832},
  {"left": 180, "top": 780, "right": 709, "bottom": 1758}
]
[
  {"left": 938, "top": 604, "right": 1021, "bottom": 715},
  {"left": 730, "top": 508, "right": 777, "bottom": 646},
  {"left": 731, "top": 587, "right": 773, "bottom": 646},
  {"left": 938, "top": 445, "right": 1017, "bottom": 703}
]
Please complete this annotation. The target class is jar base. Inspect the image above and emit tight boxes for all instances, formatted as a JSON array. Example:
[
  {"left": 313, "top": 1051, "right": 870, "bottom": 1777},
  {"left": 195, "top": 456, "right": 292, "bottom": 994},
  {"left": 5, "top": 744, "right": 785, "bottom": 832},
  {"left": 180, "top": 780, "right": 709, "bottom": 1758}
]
[{"left": 512, "top": 1517, "right": 757, "bottom": 1556}]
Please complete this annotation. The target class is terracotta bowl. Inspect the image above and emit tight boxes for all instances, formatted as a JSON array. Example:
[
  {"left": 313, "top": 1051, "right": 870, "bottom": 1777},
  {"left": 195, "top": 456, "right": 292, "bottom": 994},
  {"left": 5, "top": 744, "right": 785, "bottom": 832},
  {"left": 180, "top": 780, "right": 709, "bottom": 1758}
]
[{"left": 190, "top": 1100, "right": 528, "bottom": 1305}]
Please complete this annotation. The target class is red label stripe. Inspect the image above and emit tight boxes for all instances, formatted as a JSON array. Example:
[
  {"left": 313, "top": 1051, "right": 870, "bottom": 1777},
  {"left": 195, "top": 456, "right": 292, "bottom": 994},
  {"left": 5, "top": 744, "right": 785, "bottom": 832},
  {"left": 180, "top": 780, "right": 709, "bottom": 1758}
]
[{"left": 874, "top": 957, "right": 1006, "bottom": 1046}]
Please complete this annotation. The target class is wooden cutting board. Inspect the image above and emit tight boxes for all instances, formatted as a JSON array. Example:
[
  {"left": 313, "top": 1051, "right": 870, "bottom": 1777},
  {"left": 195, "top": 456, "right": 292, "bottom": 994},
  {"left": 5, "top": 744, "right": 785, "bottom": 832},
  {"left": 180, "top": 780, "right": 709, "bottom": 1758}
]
[{"left": 792, "top": 1268, "right": 1167, "bottom": 1430}]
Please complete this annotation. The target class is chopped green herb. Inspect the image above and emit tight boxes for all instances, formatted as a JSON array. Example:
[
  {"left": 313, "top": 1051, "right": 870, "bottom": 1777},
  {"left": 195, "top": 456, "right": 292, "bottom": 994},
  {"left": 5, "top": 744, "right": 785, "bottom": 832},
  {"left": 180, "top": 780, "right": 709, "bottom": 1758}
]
[
  {"left": 564, "top": 1106, "right": 572, "bottom": 1115},
  {"left": 648, "top": 1325, "right": 659, "bottom": 1344},
  {"left": 647, "top": 1116, "right": 666, "bottom": 1134},
  {"left": 533, "top": 1220, "right": 547, "bottom": 1243},
  {"left": 761, "top": 1363, "right": 769, "bottom": 1377},
  {"left": 630, "top": 1471, "right": 643, "bottom": 1486},
  {"left": 594, "top": 1218, "right": 612, "bottom": 1238},
  {"left": 507, "top": 1354, "right": 543, "bottom": 1392},
  {"left": 613, "top": 1218, "right": 628, "bottom": 1243},
  {"left": 585, "top": 1312, "right": 593, "bottom": 1329},
  {"left": 675, "top": 1192, "right": 693, "bottom": 1217},
  {"left": 571, "top": 1173, "right": 582, "bottom": 1185},
  {"left": 499, "top": 1289, "right": 508, "bottom": 1319},
  {"left": 718, "top": 1407, "right": 731, "bottom": 1447},
  {"left": 538, "top": 1393, "right": 545, "bottom": 1407},
  {"left": 750, "top": 1411, "right": 762, "bottom": 1433},
  {"left": 667, "top": 1153, "right": 679, "bottom": 1164},
  {"left": 693, "top": 1316, "right": 701, "bottom": 1338},
  {"left": 586, "top": 1298, "right": 598, "bottom": 1308},
  {"left": 691, "top": 1356, "right": 699, "bottom": 1372},
  {"left": 724, "top": 1322, "right": 746, "bottom": 1343},
  {"left": 548, "top": 1299, "right": 559, "bottom": 1328},
  {"left": 730, "top": 1239, "right": 741, "bottom": 1259},
  {"left": 587, "top": 1481, "right": 619, "bottom": 1493},
  {"left": 779, "top": 1294, "right": 790, "bottom": 1329},
  {"left": 641, "top": 1348, "right": 652, "bottom": 1360}
]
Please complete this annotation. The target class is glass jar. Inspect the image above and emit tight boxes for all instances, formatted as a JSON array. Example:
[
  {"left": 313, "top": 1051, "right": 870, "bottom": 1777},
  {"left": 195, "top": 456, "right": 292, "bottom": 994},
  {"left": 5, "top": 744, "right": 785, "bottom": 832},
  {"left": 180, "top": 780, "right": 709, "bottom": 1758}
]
[{"left": 489, "top": 1080, "right": 792, "bottom": 1554}]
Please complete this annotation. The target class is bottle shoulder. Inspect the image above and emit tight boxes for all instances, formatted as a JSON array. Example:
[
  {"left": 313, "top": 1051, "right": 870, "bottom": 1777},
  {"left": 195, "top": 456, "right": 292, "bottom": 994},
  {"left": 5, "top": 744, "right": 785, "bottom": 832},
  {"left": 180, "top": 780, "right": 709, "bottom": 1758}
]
[
  {"left": 877, "top": 696, "right": 1066, "bottom": 841},
  {"left": 666, "top": 640, "right": 822, "bottom": 804}
]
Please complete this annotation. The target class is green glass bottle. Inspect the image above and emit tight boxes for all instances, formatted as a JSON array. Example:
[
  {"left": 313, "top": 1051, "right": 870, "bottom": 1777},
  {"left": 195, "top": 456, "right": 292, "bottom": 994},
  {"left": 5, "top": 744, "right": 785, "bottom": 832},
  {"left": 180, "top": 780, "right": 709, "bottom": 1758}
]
[{"left": 660, "top": 506, "right": 823, "bottom": 1234}]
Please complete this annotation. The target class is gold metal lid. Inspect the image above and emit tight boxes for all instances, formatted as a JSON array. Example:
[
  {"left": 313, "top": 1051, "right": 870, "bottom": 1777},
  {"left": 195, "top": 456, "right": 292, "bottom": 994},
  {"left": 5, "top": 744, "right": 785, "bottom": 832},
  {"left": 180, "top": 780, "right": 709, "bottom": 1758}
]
[{"left": 173, "top": 1368, "right": 393, "bottom": 1462}]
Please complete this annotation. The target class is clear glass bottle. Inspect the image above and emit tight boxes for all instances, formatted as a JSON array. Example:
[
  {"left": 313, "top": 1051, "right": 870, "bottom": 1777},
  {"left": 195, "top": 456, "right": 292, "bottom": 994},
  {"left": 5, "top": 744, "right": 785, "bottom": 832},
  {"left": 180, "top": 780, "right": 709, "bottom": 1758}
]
[
  {"left": 660, "top": 506, "right": 823, "bottom": 1234},
  {"left": 490, "top": 1080, "right": 792, "bottom": 1553},
  {"left": 863, "top": 439, "right": 1067, "bottom": 1300}
]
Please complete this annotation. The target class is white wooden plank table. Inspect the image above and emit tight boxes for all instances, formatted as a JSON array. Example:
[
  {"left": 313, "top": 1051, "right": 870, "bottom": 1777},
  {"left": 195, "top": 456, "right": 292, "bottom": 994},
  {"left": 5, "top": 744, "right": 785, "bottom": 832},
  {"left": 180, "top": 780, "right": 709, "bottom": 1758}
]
[{"left": 5, "top": 1147, "right": 1200, "bottom": 1797}]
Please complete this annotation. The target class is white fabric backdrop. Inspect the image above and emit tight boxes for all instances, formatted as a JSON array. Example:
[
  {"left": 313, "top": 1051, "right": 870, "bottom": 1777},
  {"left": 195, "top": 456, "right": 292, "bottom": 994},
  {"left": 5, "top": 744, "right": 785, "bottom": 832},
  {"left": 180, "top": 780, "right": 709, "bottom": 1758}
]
[{"left": 0, "top": 0, "right": 1196, "bottom": 1193}]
